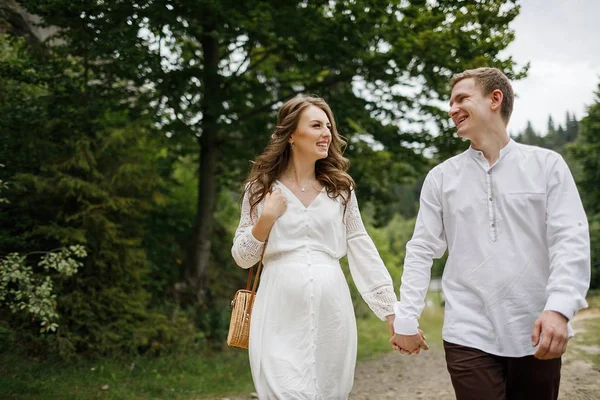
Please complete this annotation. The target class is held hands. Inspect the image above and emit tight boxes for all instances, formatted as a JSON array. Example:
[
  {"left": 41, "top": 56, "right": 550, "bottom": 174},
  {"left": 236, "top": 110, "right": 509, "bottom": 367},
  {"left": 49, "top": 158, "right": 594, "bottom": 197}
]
[
  {"left": 532, "top": 310, "right": 569, "bottom": 360},
  {"left": 262, "top": 188, "right": 287, "bottom": 221},
  {"left": 389, "top": 331, "right": 429, "bottom": 355},
  {"left": 386, "top": 315, "right": 429, "bottom": 355}
]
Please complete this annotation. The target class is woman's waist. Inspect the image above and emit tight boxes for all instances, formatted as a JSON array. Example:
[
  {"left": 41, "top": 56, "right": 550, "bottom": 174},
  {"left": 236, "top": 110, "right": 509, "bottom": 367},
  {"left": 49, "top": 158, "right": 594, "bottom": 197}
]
[{"left": 263, "top": 249, "right": 339, "bottom": 267}]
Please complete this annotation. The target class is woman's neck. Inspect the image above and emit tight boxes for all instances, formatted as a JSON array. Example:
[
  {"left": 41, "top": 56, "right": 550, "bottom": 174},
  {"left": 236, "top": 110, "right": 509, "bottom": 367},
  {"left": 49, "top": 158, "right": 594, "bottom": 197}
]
[{"left": 283, "top": 155, "right": 316, "bottom": 184}]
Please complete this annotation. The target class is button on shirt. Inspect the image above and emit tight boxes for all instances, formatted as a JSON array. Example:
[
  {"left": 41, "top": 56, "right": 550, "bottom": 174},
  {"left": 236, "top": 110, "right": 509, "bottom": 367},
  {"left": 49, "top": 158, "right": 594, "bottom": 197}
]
[{"left": 394, "top": 139, "right": 591, "bottom": 357}]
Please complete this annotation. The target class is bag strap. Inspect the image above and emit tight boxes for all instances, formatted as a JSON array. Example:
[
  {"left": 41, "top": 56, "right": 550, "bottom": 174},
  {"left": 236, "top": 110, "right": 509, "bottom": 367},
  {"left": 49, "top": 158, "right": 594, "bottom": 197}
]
[
  {"left": 245, "top": 240, "right": 268, "bottom": 292},
  {"left": 243, "top": 240, "right": 268, "bottom": 318}
]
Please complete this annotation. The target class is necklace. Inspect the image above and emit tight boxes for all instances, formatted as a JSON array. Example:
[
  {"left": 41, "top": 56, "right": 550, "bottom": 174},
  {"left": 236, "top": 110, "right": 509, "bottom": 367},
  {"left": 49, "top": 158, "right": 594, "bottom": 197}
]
[
  {"left": 295, "top": 178, "right": 311, "bottom": 192},
  {"left": 285, "top": 174, "right": 314, "bottom": 192}
]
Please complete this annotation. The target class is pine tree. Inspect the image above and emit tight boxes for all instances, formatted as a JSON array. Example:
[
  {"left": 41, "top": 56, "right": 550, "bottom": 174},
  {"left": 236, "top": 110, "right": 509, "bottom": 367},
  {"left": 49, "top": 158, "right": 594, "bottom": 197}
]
[
  {"left": 565, "top": 111, "right": 580, "bottom": 143},
  {"left": 517, "top": 121, "right": 542, "bottom": 146},
  {"left": 21, "top": 0, "right": 527, "bottom": 305},
  {"left": 570, "top": 83, "right": 600, "bottom": 289},
  {"left": 0, "top": 35, "right": 190, "bottom": 356},
  {"left": 547, "top": 115, "right": 556, "bottom": 136}
]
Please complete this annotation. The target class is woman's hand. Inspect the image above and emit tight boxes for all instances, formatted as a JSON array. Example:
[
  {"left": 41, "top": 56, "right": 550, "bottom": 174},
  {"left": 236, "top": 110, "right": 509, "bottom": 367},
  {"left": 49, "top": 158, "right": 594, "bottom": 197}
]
[
  {"left": 386, "top": 314, "right": 395, "bottom": 336},
  {"left": 252, "top": 188, "right": 287, "bottom": 242},
  {"left": 262, "top": 188, "right": 287, "bottom": 221}
]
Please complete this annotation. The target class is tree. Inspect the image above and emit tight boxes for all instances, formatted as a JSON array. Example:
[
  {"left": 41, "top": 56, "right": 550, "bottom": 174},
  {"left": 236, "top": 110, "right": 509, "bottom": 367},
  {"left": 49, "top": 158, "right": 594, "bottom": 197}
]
[
  {"left": 0, "top": 27, "right": 192, "bottom": 356},
  {"left": 547, "top": 115, "right": 556, "bottom": 135},
  {"left": 565, "top": 111, "right": 579, "bottom": 143},
  {"left": 570, "top": 82, "right": 600, "bottom": 289},
  {"left": 21, "top": 0, "right": 526, "bottom": 306},
  {"left": 515, "top": 120, "right": 542, "bottom": 146}
]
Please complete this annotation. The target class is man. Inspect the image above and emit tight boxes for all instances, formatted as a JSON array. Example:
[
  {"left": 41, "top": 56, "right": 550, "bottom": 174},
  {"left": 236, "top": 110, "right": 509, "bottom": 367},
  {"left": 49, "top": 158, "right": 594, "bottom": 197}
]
[{"left": 390, "top": 67, "right": 590, "bottom": 399}]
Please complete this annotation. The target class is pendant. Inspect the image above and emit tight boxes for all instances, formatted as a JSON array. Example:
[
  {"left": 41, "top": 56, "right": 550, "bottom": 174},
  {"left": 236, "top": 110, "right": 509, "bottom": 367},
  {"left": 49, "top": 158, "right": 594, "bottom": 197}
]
[{"left": 301, "top": 188, "right": 305, "bottom": 192}]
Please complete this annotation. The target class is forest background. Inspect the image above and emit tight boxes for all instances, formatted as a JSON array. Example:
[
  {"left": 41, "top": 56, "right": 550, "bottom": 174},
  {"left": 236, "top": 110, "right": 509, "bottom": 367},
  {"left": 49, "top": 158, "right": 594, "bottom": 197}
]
[{"left": 1, "top": 1, "right": 599, "bottom": 398}]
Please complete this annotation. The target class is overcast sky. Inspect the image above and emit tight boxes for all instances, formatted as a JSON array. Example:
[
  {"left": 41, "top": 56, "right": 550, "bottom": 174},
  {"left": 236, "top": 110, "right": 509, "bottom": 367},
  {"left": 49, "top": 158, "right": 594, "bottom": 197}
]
[{"left": 504, "top": 0, "right": 600, "bottom": 136}]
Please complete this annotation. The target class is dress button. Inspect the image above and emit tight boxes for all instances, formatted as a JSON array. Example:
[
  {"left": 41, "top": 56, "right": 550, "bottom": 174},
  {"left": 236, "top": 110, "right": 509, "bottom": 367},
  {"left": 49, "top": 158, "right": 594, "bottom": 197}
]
[
  {"left": 491, "top": 223, "right": 496, "bottom": 227},
  {"left": 489, "top": 197, "right": 493, "bottom": 201},
  {"left": 487, "top": 170, "right": 492, "bottom": 175}
]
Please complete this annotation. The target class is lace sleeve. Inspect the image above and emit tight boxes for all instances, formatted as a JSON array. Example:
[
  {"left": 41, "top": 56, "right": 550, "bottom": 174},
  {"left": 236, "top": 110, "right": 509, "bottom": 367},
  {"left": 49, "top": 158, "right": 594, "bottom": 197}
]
[
  {"left": 345, "top": 190, "right": 397, "bottom": 320},
  {"left": 231, "top": 187, "right": 266, "bottom": 269}
]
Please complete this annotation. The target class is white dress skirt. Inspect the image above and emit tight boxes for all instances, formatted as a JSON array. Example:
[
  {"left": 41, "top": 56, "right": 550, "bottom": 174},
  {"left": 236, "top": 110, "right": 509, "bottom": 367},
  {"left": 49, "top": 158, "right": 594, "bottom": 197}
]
[{"left": 232, "top": 181, "right": 397, "bottom": 399}]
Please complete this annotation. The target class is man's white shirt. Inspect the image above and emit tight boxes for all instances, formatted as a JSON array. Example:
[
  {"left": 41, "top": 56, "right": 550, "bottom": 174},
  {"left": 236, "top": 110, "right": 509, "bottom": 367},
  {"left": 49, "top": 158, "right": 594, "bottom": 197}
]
[{"left": 394, "top": 139, "right": 591, "bottom": 357}]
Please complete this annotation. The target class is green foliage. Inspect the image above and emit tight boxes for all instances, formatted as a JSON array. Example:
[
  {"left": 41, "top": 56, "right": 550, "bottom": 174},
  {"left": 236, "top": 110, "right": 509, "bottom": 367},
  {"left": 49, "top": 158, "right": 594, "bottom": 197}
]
[
  {"left": 0, "top": 33, "right": 195, "bottom": 357},
  {"left": 0, "top": 164, "right": 8, "bottom": 204},
  {"left": 0, "top": 246, "right": 86, "bottom": 334},
  {"left": 1, "top": 0, "right": 528, "bottom": 358},
  {"left": 588, "top": 215, "right": 600, "bottom": 290},
  {"left": 143, "top": 154, "right": 197, "bottom": 303},
  {"left": 571, "top": 84, "right": 600, "bottom": 215},
  {"left": 570, "top": 83, "right": 600, "bottom": 289},
  {"left": 19, "top": 0, "right": 527, "bottom": 305},
  {"left": 514, "top": 113, "right": 579, "bottom": 152}
]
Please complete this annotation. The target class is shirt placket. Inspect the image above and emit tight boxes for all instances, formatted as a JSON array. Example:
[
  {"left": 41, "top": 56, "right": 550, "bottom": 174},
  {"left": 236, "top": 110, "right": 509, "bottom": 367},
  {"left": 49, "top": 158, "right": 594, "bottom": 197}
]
[
  {"left": 304, "top": 208, "right": 318, "bottom": 391},
  {"left": 485, "top": 168, "right": 498, "bottom": 242}
]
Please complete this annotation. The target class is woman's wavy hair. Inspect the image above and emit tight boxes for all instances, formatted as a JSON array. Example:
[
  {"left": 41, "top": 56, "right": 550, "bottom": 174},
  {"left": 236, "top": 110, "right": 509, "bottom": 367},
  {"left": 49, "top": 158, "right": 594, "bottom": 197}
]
[{"left": 244, "top": 95, "right": 355, "bottom": 216}]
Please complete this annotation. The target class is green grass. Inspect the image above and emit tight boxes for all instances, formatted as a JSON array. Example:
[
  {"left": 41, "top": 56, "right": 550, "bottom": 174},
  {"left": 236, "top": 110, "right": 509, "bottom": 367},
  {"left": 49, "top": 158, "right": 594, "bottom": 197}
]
[
  {"left": 0, "top": 293, "right": 446, "bottom": 400},
  {"left": 586, "top": 289, "right": 600, "bottom": 309},
  {"left": 0, "top": 349, "right": 254, "bottom": 400},
  {"left": 357, "top": 292, "right": 445, "bottom": 360},
  {"left": 569, "top": 292, "right": 600, "bottom": 369},
  {"left": 573, "top": 317, "right": 600, "bottom": 368}
]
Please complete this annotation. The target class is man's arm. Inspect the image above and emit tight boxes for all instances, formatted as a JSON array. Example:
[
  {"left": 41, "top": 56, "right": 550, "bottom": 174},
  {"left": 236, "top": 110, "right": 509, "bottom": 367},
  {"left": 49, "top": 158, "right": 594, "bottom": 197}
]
[
  {"left": 533, "top": 155, "right": 590, "bottom": 359},
  {"left": 391, "top": 171, "right": 447, "bottom": 352}
]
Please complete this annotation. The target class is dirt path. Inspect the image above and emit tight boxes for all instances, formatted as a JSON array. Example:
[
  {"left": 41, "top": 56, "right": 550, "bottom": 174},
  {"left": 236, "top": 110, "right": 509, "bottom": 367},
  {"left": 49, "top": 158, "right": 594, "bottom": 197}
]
[
  {"left": 225, "top": 312, "right": 600, "bottom": 399},
  {"left": 350, "top": 311, "right": 600, "bottom": 399},
  {"left": 350, "top": 342, "right": 600, "bottom": 399},
  {"left": 350, "top": 344, "right": 454, "bottom": 399}
]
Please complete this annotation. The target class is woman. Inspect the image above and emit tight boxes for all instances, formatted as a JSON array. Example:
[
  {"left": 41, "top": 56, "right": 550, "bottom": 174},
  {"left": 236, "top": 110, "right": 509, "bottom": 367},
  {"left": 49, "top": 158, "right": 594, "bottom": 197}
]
[{"left": 231, "top": 95, "right": 397, "bottom": 399}]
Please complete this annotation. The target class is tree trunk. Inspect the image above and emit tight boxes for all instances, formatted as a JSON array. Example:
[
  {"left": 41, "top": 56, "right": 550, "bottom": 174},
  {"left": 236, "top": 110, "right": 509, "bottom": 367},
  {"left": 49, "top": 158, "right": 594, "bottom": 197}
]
[
  {"left": 189, "top": 133, "right": 217, "bottom": 305},
  {"left": 185, "top": 24, "right": 220, "bottom": 305}
]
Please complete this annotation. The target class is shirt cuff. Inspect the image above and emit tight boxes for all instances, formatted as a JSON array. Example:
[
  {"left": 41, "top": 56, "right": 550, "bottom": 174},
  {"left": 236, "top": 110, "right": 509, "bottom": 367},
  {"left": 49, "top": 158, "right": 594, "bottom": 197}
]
[
  {"left": 393, "top": 302, "right": 419, "bottom": 335},
  {"left": 393, "top": 317, "right": 419, "bottom": 335},
  {"left": 544, "top": 293, "right": 576, "bottom": 321},
  {"left": 567, "top": 322, "right": 574, "bottom": 339}
]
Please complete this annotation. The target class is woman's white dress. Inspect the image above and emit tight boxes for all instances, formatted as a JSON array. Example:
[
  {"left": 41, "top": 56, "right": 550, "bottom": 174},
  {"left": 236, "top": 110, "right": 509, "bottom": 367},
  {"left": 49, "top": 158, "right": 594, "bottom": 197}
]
[{"left": 231, "top": 181, "right": 397, "bottom": 399}]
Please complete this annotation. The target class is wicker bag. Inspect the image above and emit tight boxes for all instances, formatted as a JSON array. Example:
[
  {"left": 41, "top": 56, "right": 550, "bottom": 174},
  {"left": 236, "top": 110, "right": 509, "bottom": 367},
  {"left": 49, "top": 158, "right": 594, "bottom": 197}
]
[{"left": 227, "top": 244, "right": 267, "bottom": 349}]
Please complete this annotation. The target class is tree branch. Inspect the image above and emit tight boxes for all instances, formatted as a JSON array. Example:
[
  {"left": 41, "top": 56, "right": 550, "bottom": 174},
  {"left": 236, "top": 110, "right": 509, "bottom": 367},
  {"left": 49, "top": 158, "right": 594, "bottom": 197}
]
[
  {"left": 236, "top": 71, "right": 356, "bottom": 122},
  {"left": 222, "top": 44, "right": 280, "bottom": 90}
]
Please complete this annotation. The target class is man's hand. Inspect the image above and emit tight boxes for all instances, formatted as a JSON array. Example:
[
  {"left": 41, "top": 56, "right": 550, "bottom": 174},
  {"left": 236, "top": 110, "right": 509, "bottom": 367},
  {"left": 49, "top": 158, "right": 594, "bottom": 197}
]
[
  {"left": 532, "top": 310, "right": 569, "bottom": 360},
  {"left": 389, "top": 331, "right": 429, "bottom": 354}
]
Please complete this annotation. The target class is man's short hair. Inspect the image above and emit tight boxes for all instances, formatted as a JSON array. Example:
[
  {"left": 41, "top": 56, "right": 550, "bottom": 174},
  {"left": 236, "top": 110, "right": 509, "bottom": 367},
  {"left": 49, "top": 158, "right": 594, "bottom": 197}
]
[{"left": 450, "top": 67, "right": 514, "bottom": 124}]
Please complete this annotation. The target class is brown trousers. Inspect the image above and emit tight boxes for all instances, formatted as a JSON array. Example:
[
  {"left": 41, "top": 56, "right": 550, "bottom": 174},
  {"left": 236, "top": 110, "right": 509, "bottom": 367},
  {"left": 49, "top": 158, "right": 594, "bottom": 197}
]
[{"left": 444, "top": 341, "right": 561, "bottom": 400}]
